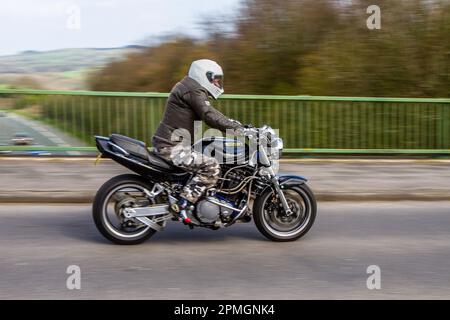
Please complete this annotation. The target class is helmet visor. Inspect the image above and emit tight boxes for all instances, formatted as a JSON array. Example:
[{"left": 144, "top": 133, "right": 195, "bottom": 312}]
[{"left": 206, "top": 72, "right": 224, "bottom": 89}]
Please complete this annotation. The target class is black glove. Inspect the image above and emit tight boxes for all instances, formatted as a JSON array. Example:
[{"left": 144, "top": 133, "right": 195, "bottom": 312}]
[{"left": 233, "top": 127, "right": 246, "bottom": 136}]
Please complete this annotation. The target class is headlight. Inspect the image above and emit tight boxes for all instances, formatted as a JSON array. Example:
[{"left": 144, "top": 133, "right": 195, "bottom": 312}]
[
  {"left": 266, "top": 127, "right": 276, "bottom": 136},
  {"left": 261, "top": 126, "right": 276, "bottom": 145},
  {"left": 269, "top": 138, "right": 283, "bottom": 160},
  {"left": 271, "top": 138, "right": 283, "bottom": 150}
]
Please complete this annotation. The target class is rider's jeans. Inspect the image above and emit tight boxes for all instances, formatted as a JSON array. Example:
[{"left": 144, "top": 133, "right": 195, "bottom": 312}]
[{"left": 156, "top": 145, "right": 220, "bottom": 203}]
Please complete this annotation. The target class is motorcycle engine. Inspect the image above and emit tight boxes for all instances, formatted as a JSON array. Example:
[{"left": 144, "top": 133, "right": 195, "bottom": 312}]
[
  {"left": 221, "top": 167, "right": 247, "bottom": 190},
  {"left": 195, "top": 197, "right": 236, "bottom": 224}
]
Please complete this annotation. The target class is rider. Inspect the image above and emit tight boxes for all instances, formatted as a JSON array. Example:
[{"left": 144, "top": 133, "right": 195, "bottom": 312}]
[{"left": 152, "top": 59, "right": 244, "bottom": 224}]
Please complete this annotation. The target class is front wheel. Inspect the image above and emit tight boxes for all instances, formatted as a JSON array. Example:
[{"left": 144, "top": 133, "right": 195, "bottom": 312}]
[{"left": 253, "top": 183, "right": 317, "bottom": 242}]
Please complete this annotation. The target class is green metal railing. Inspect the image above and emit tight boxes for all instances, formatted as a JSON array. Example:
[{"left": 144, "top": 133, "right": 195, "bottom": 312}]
[{"left": 0, "top": 89, "right": 449, "bottom": 155}]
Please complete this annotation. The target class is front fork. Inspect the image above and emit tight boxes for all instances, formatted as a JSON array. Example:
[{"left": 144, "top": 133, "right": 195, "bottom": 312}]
[
  {"left": 258, "top": 146, "right": 293, "bottom": 217},
  {"left": 270, "top": 177, "right": 293, "bottom": 216}
]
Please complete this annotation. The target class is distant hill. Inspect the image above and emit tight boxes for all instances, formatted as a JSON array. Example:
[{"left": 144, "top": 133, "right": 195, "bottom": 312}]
[
  {"left": 0, "top": 46, "right": 146, "bottom": 90},
  {"left": 0, "top": 46, "right": 146, "bottom": 73}
]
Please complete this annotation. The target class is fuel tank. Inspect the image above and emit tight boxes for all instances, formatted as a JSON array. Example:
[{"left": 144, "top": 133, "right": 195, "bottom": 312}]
[{"left": 192, "top": 136, "right": 249, "bottom": 164}]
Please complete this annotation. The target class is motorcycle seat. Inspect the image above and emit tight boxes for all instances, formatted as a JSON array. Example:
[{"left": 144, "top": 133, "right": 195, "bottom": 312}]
[{"left": 110, "top": 134, "right": 180, "bottom": 172}]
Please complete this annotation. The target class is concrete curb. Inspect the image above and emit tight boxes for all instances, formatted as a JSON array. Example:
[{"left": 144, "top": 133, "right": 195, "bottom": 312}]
[
  {"left": 1, "top": 191, "right": 449, "bottom": 203},
  {"left": 0, "top": 191, "right": 94, "bottom": 204},
  {"left": 3, "top": 157, "right": 450, "bottom": 164},
  {"left": 1, "top": 158, "right": 449, "bottom": 203}
]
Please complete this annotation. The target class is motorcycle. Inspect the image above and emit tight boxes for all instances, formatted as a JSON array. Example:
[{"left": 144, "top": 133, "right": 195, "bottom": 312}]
[{"left": 92, "top": 125, "right": 317, "bottom": 244}]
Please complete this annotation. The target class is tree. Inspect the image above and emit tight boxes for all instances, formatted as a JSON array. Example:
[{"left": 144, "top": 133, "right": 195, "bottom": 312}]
[{"left": 88, "top": 0, "right": 450, "bottom": 98}]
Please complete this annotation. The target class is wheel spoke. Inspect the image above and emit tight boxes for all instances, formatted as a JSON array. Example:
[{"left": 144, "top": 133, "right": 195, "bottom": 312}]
[
  {"left": 102, "top": 183, "right": 163, "bottom": 238},
  {"left": 261, "top": 187, "right": 311, "bottom": 237}
]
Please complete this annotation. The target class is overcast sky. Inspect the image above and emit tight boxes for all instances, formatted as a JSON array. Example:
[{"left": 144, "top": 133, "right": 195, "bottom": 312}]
[{"left": 0, "top": 0, "right": 241, "bottom": 56}]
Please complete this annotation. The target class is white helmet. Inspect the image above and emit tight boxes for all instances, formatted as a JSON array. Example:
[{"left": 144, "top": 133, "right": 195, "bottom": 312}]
[{"left": 188, "top": 59, "right": 224, "bottom": 99}]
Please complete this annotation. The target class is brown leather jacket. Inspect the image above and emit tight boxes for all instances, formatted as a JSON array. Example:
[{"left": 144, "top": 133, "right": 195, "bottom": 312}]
[{"left": 152, "top": 76, "right": 242, "bottom": 149}]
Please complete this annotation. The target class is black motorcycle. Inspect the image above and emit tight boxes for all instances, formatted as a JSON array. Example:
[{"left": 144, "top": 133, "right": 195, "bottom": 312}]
[{"left": 92, "top": 125, "right": 317, "bottom": 244}]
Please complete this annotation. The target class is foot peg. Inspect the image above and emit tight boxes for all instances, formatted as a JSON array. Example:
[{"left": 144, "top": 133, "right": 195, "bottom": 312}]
[
  {"left": 172, "top": 198, "right": 196, "bottom": 226},
  {"left": 239, "top": 216, "right": 252, "bottom": 223},
  {"left": 182, "top": 217, "right": 192, "bottom": 224}
]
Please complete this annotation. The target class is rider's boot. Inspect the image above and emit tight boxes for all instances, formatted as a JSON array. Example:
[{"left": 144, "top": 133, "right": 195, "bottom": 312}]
[{"left": 176, "top": 198, "right": 193, "bottom": 225}]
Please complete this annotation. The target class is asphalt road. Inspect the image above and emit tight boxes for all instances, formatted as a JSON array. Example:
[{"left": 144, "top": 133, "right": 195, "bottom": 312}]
[
  {"left": 0, "top": 112, "right": 84, "bottom": 155},
  {"left": 0, "top": 112, "right": 58, "bottom": 146},
  {"left": 0, "top": 202, "right": 449, "bottom": 299}
]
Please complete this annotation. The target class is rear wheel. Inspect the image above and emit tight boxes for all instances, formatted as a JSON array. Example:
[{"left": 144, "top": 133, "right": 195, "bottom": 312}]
[
  {"left": 92, "top": 174, "right": 165, "bottom": 245},
  {"left": 253, "top": 183, "right": 317, "bottom": 242}
]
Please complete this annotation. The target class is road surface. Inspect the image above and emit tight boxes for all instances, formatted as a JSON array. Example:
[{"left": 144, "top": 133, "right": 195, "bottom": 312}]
[
  {"left": 0, "top": 111, "right": 84, "bottom": 155},
  {"left": 0, "top": 201, "right": 449, "bottom": 299}
]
